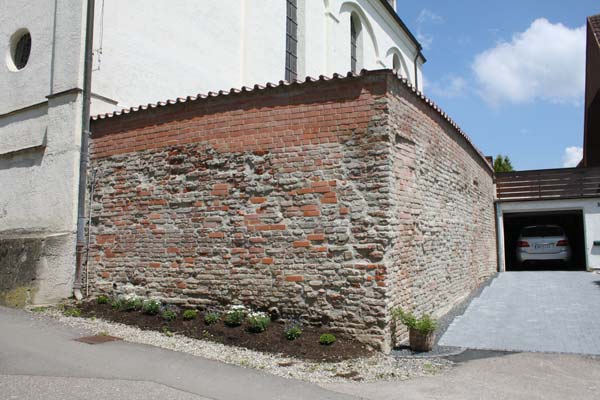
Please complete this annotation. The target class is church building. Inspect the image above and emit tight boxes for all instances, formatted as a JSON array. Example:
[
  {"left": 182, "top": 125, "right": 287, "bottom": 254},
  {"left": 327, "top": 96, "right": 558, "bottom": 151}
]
[
  {"left": 90, "top": 0, "right": 425, "bottom": 114},
  {"left": 0, "top": 0, "right": 426, "bottom": 305},
  {"left": 0, "top": 1, "right": 499, "bottom": 352}
]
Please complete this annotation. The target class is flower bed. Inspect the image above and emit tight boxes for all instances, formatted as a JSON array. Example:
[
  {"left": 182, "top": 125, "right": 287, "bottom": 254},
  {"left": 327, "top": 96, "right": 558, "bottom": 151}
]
[{"left": 77, "top": 300, "right": 373, "bottom": 362}]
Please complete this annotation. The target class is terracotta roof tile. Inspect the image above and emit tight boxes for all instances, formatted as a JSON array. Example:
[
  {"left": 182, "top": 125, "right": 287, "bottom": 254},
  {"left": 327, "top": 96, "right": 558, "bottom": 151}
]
[{"left": 91, "top": 69, "right": 491, "bottom": 172}]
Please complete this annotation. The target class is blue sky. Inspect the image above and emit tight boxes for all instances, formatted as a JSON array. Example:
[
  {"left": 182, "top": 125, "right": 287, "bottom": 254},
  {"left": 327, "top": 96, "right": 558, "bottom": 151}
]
[{"left": 395, "top": 0, "right": 599, "bottom": 170}]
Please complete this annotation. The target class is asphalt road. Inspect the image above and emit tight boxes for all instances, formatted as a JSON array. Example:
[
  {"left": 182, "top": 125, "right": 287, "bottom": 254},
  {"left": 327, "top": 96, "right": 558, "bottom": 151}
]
[
  {"left": 325, "top": 350, "right": 600, "bottom": 400},
  {"left": 0, "top": 306, "right": 358, "bottom": 400},
  {"left": 2, "top": 304, "right": 600, "bottom": 400}
]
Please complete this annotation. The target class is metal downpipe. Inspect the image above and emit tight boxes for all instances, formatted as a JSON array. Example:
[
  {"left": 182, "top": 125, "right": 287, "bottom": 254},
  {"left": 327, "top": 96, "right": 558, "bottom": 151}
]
[{"left": 74, "top": 0, "right": 95, "bottom": 300}]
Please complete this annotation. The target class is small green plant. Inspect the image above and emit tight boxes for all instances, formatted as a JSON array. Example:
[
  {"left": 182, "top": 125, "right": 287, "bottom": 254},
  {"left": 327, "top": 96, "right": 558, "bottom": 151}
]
[
  {"left": 110, "top": 298, "right": 123, "bottom": 310},
  {"left": 142, "top": 299, "right": 161, "bottom": 315},
  {"left": 162, "top": 310, "right": 177, "bottom": 322},
  {"left": 97, "top": 295, "right": 109, "bottom": 305},
  {"left": 319, "top": 333, "right": 337, "bottom": 345},
  {"left": 246, "top": 311, "right": 270, "bottom": 333},
  {"left": 284, "top": 323, "right": 302, "bottom": 340},
  {"left": 201, "top": 330, "right": 212, "bottom": 339},
  {"left": 63, "top": 307, "right": 82, "bottom": 318},
  {"left": 30, "top": 306, "right": 48, "bottom": 313},
  {"left": 392, "top": 308, "right": 438, "bottom": 334},
  {"left": 204, "top": 312, "right": 220, "bottom": 325},
  {"left": 224, "top": 305, "right": 246, "bottom": 327},
  {"left": 182, "top": 309, "right": 198, "bottom": 321},
  {"left": 162, "top": 326, "right": 173, "bottom": 337},
  {"left": 122, "top": 297, "right": 143, "bottom": 312}
]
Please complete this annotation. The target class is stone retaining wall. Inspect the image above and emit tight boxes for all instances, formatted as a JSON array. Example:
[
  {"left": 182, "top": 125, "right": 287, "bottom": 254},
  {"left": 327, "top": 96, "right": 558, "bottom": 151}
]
[
  {"left": 89, "top": 71, "right": 497, "bottom": 350},
  {"left": 385, "top": 77, "right": 497, "bottom": 344}
]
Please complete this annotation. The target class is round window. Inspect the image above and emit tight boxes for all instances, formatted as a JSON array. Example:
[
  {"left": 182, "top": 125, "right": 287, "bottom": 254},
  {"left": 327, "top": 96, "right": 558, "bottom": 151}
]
[{"left": 8, "top": 30, "right": 32, "bottom": 71}]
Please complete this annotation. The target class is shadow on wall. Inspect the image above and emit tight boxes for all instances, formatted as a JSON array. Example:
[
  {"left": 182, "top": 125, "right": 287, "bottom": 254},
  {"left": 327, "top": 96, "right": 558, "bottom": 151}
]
[{"left": 0, "top": 143, "right": 46, "bottom": 170}]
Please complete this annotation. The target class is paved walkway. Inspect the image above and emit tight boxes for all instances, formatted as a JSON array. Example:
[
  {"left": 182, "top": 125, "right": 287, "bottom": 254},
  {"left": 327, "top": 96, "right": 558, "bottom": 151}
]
[{"left": 440, "top": 271, "right": 600, "bottom": 355}]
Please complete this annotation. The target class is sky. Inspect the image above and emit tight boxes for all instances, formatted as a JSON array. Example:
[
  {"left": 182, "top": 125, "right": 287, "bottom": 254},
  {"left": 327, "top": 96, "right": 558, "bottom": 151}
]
[{"left": 395, "top": 0, "right": 599, "bottom": 170}]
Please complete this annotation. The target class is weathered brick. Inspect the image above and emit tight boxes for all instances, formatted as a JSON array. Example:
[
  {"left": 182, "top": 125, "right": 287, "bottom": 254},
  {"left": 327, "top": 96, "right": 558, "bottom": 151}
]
[
  {"left": 96, "top": 234, "right": 115, "bottom": 245},
  {"left": 293, "top": 241, "right": 311, "bottom": 248},
  {"left": 303, "top": 210, "right": 321, "bottom": 217},
  {"left": 88, "top": 71, "right": 497, "bottom": 353},
  {"left": 307, "top": 234, "right": 325, "bottom": 241},
  {"left": 321, "top": 193, "right": 338, "bottom": 204}
]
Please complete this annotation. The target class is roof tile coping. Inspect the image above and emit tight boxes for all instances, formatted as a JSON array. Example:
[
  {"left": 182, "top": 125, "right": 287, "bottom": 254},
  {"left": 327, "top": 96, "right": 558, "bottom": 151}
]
[{"left": 91, "top": 69, "right": 492, "bottom": 173}]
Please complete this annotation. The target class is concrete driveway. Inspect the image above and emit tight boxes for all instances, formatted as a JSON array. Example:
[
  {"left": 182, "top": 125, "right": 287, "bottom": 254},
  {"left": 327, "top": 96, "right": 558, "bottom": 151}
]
[{"left": 440, "top": 271, "right": 600, "bottom": 355}]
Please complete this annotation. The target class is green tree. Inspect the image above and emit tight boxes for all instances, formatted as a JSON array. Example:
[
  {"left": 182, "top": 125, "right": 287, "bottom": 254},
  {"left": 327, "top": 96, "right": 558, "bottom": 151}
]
[{"left": 493, "top": 155, "right": 514, "bottom": 173}]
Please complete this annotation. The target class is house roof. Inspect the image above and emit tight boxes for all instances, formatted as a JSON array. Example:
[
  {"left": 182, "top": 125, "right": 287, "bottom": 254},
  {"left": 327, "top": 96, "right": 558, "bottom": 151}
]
[
  {"left": 377, "top": 0, "right": 425, "bottom": 61},
  {"left": 583, "top": 14, "right": 600, "bottom": 167},
  {"left": 91, "top": 69, "right": 491, "bottom": 172}
]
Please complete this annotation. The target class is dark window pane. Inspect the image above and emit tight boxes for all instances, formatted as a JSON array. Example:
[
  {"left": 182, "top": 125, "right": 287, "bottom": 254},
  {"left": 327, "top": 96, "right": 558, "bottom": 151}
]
[
  {"left": 14, "top": 32, "right": 31, "bottom": 70},
  {"left": 285, "top": 0, "right": 298, "bottom": 81},
  {"left": 350, "top": 19, "right": 357, "bottom": 73},
  {"left": 521, "top": 226, "right": 565, "bottom": 237}
]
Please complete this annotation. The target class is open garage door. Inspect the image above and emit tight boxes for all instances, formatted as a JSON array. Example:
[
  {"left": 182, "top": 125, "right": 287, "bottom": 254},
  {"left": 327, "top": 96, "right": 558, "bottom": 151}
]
[{"left": 503, "top": 210, "right": 586, "bottom": 271}]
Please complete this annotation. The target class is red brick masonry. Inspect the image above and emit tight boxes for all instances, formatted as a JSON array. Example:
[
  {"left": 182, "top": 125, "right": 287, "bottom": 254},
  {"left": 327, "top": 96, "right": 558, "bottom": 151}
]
[{"left": 89, "top": 70, "right": 497, "bottom": 351}]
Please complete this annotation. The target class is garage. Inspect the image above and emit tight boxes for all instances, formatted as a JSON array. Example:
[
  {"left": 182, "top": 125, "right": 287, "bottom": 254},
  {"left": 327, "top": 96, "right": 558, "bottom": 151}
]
[{"left": 502, "top": 210, "right": 586, "bottom": 271}]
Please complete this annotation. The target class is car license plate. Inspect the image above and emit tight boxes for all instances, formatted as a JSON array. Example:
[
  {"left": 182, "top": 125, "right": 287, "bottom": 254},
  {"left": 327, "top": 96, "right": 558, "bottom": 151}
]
[{"left": 535, "top": 243, "right": 553, "bottom": 249}]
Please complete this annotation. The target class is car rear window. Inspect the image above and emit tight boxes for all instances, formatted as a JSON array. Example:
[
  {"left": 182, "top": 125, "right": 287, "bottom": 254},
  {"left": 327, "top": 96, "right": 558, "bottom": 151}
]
[{"left": 521, "top": 226, "right": 564, "bottom": 237}]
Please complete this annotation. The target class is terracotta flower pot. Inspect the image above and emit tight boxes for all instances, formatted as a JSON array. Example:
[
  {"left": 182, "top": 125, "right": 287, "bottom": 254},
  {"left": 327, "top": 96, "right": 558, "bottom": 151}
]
[{"left": 409, "top": 328, "right": 435, "bottom": 352}]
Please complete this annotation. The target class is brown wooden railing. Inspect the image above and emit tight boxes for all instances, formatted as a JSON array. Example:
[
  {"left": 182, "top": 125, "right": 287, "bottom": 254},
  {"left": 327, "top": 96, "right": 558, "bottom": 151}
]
[{"left": 496, "top": 167, "right": 600, "bottom": 201}]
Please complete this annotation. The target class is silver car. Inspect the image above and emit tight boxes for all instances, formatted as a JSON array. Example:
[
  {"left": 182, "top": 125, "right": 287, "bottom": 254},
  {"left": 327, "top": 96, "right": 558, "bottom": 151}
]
[{"left": 516, "top": 225, "right": 571, "bottom": 264}]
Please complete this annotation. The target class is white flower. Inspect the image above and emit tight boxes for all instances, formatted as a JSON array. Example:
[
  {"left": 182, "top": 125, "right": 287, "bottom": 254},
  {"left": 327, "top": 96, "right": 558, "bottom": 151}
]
[{"left": 247, "top": 311, "right": 268, "bottom": 319}]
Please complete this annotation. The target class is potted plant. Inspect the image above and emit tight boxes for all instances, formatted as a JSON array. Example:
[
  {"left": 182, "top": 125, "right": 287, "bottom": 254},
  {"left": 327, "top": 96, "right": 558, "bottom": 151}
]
[{"left": 392, "top": 308, "right": 438, "bottom": 352}]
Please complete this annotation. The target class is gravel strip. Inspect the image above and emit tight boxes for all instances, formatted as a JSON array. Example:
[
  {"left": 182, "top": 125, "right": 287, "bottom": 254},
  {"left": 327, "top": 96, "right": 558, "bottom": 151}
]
[{"left": 38, "top": 309, "right": 452, "bottom": 383}]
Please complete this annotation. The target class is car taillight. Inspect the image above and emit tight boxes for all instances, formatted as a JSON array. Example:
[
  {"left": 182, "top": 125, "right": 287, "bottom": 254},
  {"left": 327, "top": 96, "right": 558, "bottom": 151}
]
[
  {"left": 517, "top": 241, "right": 530, "bottom": 247},
  {"left": 556, "top": 240, "right": 569, "bottom": 247}
]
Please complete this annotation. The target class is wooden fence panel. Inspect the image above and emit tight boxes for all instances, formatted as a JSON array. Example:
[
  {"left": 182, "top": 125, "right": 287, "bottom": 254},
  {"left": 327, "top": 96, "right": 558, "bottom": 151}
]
[{"left": 496, "top": 167, "right": 600, "bottom": 201}]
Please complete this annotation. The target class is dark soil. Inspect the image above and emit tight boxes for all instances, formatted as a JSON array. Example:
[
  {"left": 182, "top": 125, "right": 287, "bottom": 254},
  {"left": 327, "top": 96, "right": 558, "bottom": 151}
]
[{"left": 78, "top": 302, "right": 374, "bottom": 362}]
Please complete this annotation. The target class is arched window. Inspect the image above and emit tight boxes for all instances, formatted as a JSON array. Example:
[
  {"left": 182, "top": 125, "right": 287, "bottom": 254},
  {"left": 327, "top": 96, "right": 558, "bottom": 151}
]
[
  {"left": 350, "top": 13, "right": 362, "bottom": 73},
  {"left": 392, "top": 54, "right": 400, "bottom": 75},
  {"left": 8, "top": 30, "right": 31, "bottom": 71}
]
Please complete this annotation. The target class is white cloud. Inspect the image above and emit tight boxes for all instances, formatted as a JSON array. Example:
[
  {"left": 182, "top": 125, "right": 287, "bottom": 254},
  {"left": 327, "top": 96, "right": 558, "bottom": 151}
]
[
  {"left": 428, "top": 75, "right": 468, "bottom": 99},
  {"left": 415, "top": 9, "right": 443, "bottom": 50},
  {"left": 472, "top": 18, "right": 586, "bottom": 106},
  {"left": 562, "top": 146, "right": 583, "bottom": 167}
]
